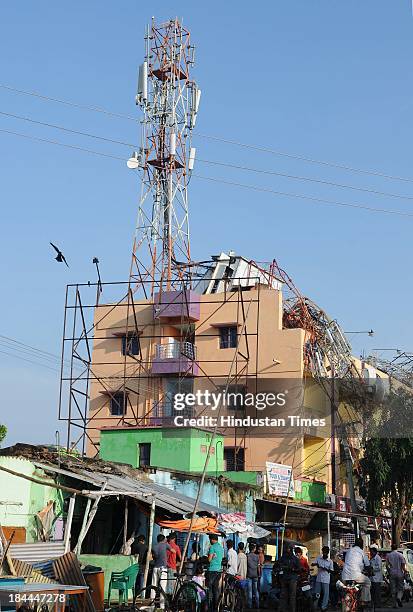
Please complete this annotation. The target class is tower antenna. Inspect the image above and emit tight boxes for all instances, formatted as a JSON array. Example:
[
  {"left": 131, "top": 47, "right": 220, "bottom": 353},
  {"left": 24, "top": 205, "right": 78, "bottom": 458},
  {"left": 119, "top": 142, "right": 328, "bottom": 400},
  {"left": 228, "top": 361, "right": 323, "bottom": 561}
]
[{"left": 129, "top": 17, "right": 200, "bottom": 297}]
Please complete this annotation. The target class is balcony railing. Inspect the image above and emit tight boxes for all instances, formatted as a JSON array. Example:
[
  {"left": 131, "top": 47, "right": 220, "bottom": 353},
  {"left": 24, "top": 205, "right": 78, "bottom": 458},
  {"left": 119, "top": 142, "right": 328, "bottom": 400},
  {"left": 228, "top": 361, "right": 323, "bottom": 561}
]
[
  {"left": 152, "top": 340, "right": 199, "bottom": 375},
  {"left": 155, "top": 341, "right": 197, "bottom": 361}
]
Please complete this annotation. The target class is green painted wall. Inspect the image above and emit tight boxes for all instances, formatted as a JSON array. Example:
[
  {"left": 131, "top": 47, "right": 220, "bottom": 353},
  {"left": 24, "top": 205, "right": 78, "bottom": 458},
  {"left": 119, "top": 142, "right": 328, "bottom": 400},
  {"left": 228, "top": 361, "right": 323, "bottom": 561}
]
[
  {"left": 218, "top": 471, "right": 259, "bottom": 486},
  {"left": 294, "top": 480, "right": 326, "bottom": 504},
  {"left": 78, "top": 554, "right": 137, "bottom": 601},
  {"left": 0, "top": 457, "right": 64, "bottom": 542},
  {"left": 100, "top": 427, "right": 224, "bottom": 473}
]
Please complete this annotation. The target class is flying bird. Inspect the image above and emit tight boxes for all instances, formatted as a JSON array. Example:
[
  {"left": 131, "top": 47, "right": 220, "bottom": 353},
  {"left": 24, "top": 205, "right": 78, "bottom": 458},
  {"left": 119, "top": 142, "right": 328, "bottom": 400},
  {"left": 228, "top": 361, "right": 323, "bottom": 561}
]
[{"left": 50, "top": 242, "right": 69, "bottom": 267}]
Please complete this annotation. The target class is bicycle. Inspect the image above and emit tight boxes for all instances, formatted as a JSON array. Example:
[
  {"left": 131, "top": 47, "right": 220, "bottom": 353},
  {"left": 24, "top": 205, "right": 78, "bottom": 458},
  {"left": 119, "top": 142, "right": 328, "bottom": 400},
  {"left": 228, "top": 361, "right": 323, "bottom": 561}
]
[
  {"left": 218, "top": 572, "right": 246, "bottom": 612},
  {"left": 134, "top": 571, "right": 201, "bottom": 612}
]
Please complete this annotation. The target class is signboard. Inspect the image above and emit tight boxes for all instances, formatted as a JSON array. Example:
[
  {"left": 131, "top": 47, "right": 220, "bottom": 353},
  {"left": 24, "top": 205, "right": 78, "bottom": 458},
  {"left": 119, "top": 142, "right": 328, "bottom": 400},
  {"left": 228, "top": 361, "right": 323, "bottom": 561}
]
[{"left": 266, "top": 462, "right": 295, "bottom": 497}]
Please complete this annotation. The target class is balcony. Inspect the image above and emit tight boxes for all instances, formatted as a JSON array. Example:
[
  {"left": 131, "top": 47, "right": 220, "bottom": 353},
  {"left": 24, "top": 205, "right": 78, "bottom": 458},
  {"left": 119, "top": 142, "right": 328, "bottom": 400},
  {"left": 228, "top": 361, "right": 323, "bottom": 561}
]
[
  {"left": 151, "top": 340, "right": 199, "bottom": 375},
  {"left": 153, "top": 290, "right": 200, "bottom": 322}
]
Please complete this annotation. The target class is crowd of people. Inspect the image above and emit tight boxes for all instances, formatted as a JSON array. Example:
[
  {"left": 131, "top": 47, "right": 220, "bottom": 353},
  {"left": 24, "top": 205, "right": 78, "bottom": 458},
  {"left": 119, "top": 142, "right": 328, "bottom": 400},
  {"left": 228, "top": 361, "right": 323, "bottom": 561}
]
[
  {"left": 126, "top": 531, "right": 409, "bottom": 611},
  {"left": 276, "top": 538, "right": 408, "bottom": 612}
]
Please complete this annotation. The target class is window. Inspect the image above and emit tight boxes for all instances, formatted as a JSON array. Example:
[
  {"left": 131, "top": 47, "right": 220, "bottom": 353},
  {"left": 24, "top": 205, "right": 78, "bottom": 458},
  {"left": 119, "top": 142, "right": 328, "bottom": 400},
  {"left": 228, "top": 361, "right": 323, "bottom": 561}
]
[
  {"left": 219, "top": 326, "right": 237, "bottom": 349},
  {"left": 110, "top": 392, "right": 126, "bottom": 416},
  {"left": 224, "top": 447, "right": 245, "bottom": 471},
  {"left": 139, "top": 443, "right": 151, "bottom": 468},
  {"left": 164, "top": 377, "right": 194, "bottom": 417},
  {"left": 121, "top": 334, "right": 140, "bottom": 356},
  {"left": 219, "top": 385, "right": 246, "bottom": 410}
]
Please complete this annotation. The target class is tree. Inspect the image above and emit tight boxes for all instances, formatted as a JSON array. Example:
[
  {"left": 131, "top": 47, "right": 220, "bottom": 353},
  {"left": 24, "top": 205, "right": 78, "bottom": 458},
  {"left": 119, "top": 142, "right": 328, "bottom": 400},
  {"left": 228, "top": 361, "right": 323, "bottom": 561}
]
[
  {"left": 0, "top": 424, "right": 6, "bottom": 445},
  {"left": 359, "top": 389, "right": 413, "bottom": 546}
]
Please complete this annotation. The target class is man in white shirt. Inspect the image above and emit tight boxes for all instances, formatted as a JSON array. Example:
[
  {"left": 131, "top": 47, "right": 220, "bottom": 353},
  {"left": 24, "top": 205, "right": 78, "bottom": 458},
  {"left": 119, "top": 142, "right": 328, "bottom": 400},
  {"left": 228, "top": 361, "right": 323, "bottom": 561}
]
[
  {"left": 237, "top": 542, "right": 248, "bottom": 579},
  {"left": 226, "top": 539, "right": 238, "bottom": 576},
  {"left": 369, "top": 544, "right": 383, "bottom": 608},
  {"left": 312, "top": 546, "right": 334, "bottom": 611},
  {"left": 342, "top": 538, "right": 371, "bottom": 603}
]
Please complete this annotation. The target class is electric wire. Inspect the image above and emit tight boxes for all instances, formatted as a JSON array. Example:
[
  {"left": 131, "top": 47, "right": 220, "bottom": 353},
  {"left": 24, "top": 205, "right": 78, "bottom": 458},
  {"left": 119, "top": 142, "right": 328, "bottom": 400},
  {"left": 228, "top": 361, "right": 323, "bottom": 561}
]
[
  {"left": 4, "top": 108, "right": 413, "bottom": 204},
  {"left": 1, "top": 127, "right": 413, "bottom": 218},
  {"left": 0, "top": 128, "right": 125, "bottom": 161},
  {"left": 0, "top": 83, "right": 139, "bottom": 122},
  {"left": 0, "top": 348, "right": 60, "bottom": 373},
  {"left": 193, "top": 174, "right": 413, "bottom": 218},
  {"left": 0, "top": 110, "right": 137, "bottom": 148},
  {"left": 2, "top": 82, "right": 413, "bottom": 184},
  {"left": 196, "top": 158, "right": 413, "bottom": 203},
  {"left": 0, "top": 334, "right": 82, "bottom": 371}
]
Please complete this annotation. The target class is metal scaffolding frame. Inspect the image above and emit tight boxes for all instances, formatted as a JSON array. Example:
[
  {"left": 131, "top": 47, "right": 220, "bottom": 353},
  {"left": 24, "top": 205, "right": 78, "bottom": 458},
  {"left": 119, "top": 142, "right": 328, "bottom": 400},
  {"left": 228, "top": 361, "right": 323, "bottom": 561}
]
[{"left": 58, "top": 276, "right": 261, "bottom": 458}]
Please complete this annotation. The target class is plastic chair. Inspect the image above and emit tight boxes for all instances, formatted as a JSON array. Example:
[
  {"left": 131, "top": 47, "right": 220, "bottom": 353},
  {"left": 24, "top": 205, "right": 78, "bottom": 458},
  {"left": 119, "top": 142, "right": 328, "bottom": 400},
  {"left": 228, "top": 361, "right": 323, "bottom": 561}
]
[{"left": 107, "top": 563, "right": 139, "bottom": 606}]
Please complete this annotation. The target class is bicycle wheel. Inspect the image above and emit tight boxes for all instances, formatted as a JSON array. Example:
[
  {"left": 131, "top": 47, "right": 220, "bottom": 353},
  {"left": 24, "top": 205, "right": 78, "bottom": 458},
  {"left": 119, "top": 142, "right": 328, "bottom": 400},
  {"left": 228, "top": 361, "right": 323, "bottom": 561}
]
[
  {"left": 219, "top": 588, "right": 236, "bottom": 612},
  {"left": 341, "top": 592, "right": 353, "bottom": 612},
  {"left": 134, "top": 584, "right": 172, "bottom": 611},
  {"left": 234, "top": 587, "right": 246, "bottom": 612},
  {"left": 173, "top": 581, "right": 199, "bottom": 612}
]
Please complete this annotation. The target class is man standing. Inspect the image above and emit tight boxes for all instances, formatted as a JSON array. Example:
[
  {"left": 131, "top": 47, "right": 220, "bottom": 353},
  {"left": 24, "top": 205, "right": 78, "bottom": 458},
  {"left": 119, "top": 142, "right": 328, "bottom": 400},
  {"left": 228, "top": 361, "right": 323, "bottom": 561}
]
[
  {"left": 295, "top": 547, "right": 310, "bottom": 578},
  {"left": 152, "top": 534, "right": 173, "bottom": 609},
  {"left": 166, "top": 533, "right": 181, "bottom": 594},
  {"left": 386, "top": 544, "right": 406, "bottom": 608},
  {"left": 313, "top": 546, "right": 334, "bottom": 612},
  {"left": 226, "top": 539, "right": 238, "bottom": 576},
  {"left": 132, "top": 534, "right": 148, "bottom": 591},
  {"left": 369, "top": 544, "right": 383, "bottom": 609},
  {"left": 342, "top": 537, "right": 371, "bottom": 604},
  {"left": 207, "top": 534, "right": 224, "bottom": 611},
  {"left": 237, "top": 542, "right": 248, "bottom": 580},
  {"left": 246, "top": 543, "right": 261, "bottom": 610},
  {"left": 278, "top": 544, "right": 301, "bottom": 612}
]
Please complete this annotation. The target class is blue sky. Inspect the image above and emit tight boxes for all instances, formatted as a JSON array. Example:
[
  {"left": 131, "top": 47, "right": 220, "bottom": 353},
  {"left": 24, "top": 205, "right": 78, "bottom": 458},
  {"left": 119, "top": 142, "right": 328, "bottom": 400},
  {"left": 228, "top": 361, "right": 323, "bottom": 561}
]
[{"left": 1, "top": 1, "right": 412, "bottom": 446}]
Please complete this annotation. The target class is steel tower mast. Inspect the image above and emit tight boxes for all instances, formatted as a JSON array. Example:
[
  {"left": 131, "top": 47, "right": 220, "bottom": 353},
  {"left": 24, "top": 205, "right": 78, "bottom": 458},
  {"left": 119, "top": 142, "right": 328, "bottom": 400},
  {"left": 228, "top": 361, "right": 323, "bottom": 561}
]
[{"left": 129, "top": 17, "right": 200, "bottom": 297}]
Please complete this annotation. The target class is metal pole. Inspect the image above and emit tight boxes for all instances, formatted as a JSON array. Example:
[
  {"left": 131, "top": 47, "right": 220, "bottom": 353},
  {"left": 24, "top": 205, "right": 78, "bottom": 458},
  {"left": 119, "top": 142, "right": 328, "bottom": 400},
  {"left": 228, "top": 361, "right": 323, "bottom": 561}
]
[
  {"left": 327, "top": 511, "right": 331, "bottom": 550},
  {"left": 342, "top": 436, "right": 359, "bottom": 535},
  {"left": 143, "top": 497, "right": 156, "bottom": 591},
  {"left": 123, "top": 498, "right": 129, "bottom": 552},
  {"left": 331, "top": 367, "right": 336, "bottom": 495}
]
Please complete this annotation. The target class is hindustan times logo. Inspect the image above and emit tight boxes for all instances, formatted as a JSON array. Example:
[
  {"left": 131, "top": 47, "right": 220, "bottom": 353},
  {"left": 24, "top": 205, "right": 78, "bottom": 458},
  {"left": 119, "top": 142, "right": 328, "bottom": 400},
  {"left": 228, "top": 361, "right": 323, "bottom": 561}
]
[{"left": 173, "top": 390, "right": 287, "bottom": 411}]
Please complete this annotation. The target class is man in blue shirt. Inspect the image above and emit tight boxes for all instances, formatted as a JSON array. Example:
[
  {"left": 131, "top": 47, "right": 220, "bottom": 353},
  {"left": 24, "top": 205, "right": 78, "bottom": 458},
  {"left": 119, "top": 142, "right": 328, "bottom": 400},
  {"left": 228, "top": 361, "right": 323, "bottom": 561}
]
[
  {"left": 207, "top": 534, "right": 224, "bottom": 610},
  {"left": 313, "top": 546, "right": 334, "bottom": 612}
]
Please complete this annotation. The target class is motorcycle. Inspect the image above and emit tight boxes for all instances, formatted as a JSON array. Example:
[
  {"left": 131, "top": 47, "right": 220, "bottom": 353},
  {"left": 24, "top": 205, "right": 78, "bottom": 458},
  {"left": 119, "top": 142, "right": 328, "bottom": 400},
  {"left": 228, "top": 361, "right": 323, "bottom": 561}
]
[
  {"left": 272, "top": 563, "right": 313, "bottom": 612},
  {"left": 296, "top": 574, "right": 313, "bottom": 612}
]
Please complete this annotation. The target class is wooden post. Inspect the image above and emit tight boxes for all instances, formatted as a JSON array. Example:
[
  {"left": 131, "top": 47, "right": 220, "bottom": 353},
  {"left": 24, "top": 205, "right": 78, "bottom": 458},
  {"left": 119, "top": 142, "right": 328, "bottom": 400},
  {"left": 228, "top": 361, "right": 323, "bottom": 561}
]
[
  {"left": 0, "top": 525, "right": 16, "bottom": 575},
  {"left": 64, "top": 495, "right": 76, "bottom": 553},
  {"left": 123, "top": 498, "right": 128, "bottom": 552},
  {"left": 142, "top": 497, "right": 155, "bottom": 591}
]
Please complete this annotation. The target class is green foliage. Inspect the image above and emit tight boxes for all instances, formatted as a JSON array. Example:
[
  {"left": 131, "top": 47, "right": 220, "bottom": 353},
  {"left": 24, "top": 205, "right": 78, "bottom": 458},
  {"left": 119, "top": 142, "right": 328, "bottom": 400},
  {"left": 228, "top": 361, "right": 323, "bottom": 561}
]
[
  {"left": 0, "top": 424, "right": 7, "bottom": 444},
  {"left": 360, "top": 389, "right": 413, "bottom": 543}
]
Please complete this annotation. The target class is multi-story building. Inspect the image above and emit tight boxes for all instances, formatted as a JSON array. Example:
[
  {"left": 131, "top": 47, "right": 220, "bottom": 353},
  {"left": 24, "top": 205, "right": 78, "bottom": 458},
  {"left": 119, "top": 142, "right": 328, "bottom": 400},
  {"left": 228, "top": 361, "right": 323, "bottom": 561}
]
[
  {"left": 82, "top": 251, "right": 381, "bottom": 496},
  {"left": 57, "top": 250, "right": 390, "bottom": 551}
]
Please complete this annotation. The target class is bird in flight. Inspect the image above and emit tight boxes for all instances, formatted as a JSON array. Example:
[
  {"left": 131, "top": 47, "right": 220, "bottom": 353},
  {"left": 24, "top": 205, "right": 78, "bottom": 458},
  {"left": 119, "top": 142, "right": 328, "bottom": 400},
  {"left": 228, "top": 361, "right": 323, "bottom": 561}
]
[{"left": 50, "top": 242, "right": 69, "bottom": 267}]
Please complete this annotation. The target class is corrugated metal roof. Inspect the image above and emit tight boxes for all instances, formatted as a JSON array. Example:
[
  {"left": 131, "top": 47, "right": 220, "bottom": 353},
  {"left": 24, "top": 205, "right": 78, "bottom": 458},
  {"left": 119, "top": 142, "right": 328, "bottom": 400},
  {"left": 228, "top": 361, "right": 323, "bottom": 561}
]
[
  {"left": 33, "top": 461, "right": 224, "bottom": 517},
  {"left": 10, "top": 541, "right": 65, "bottom": 563}
]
